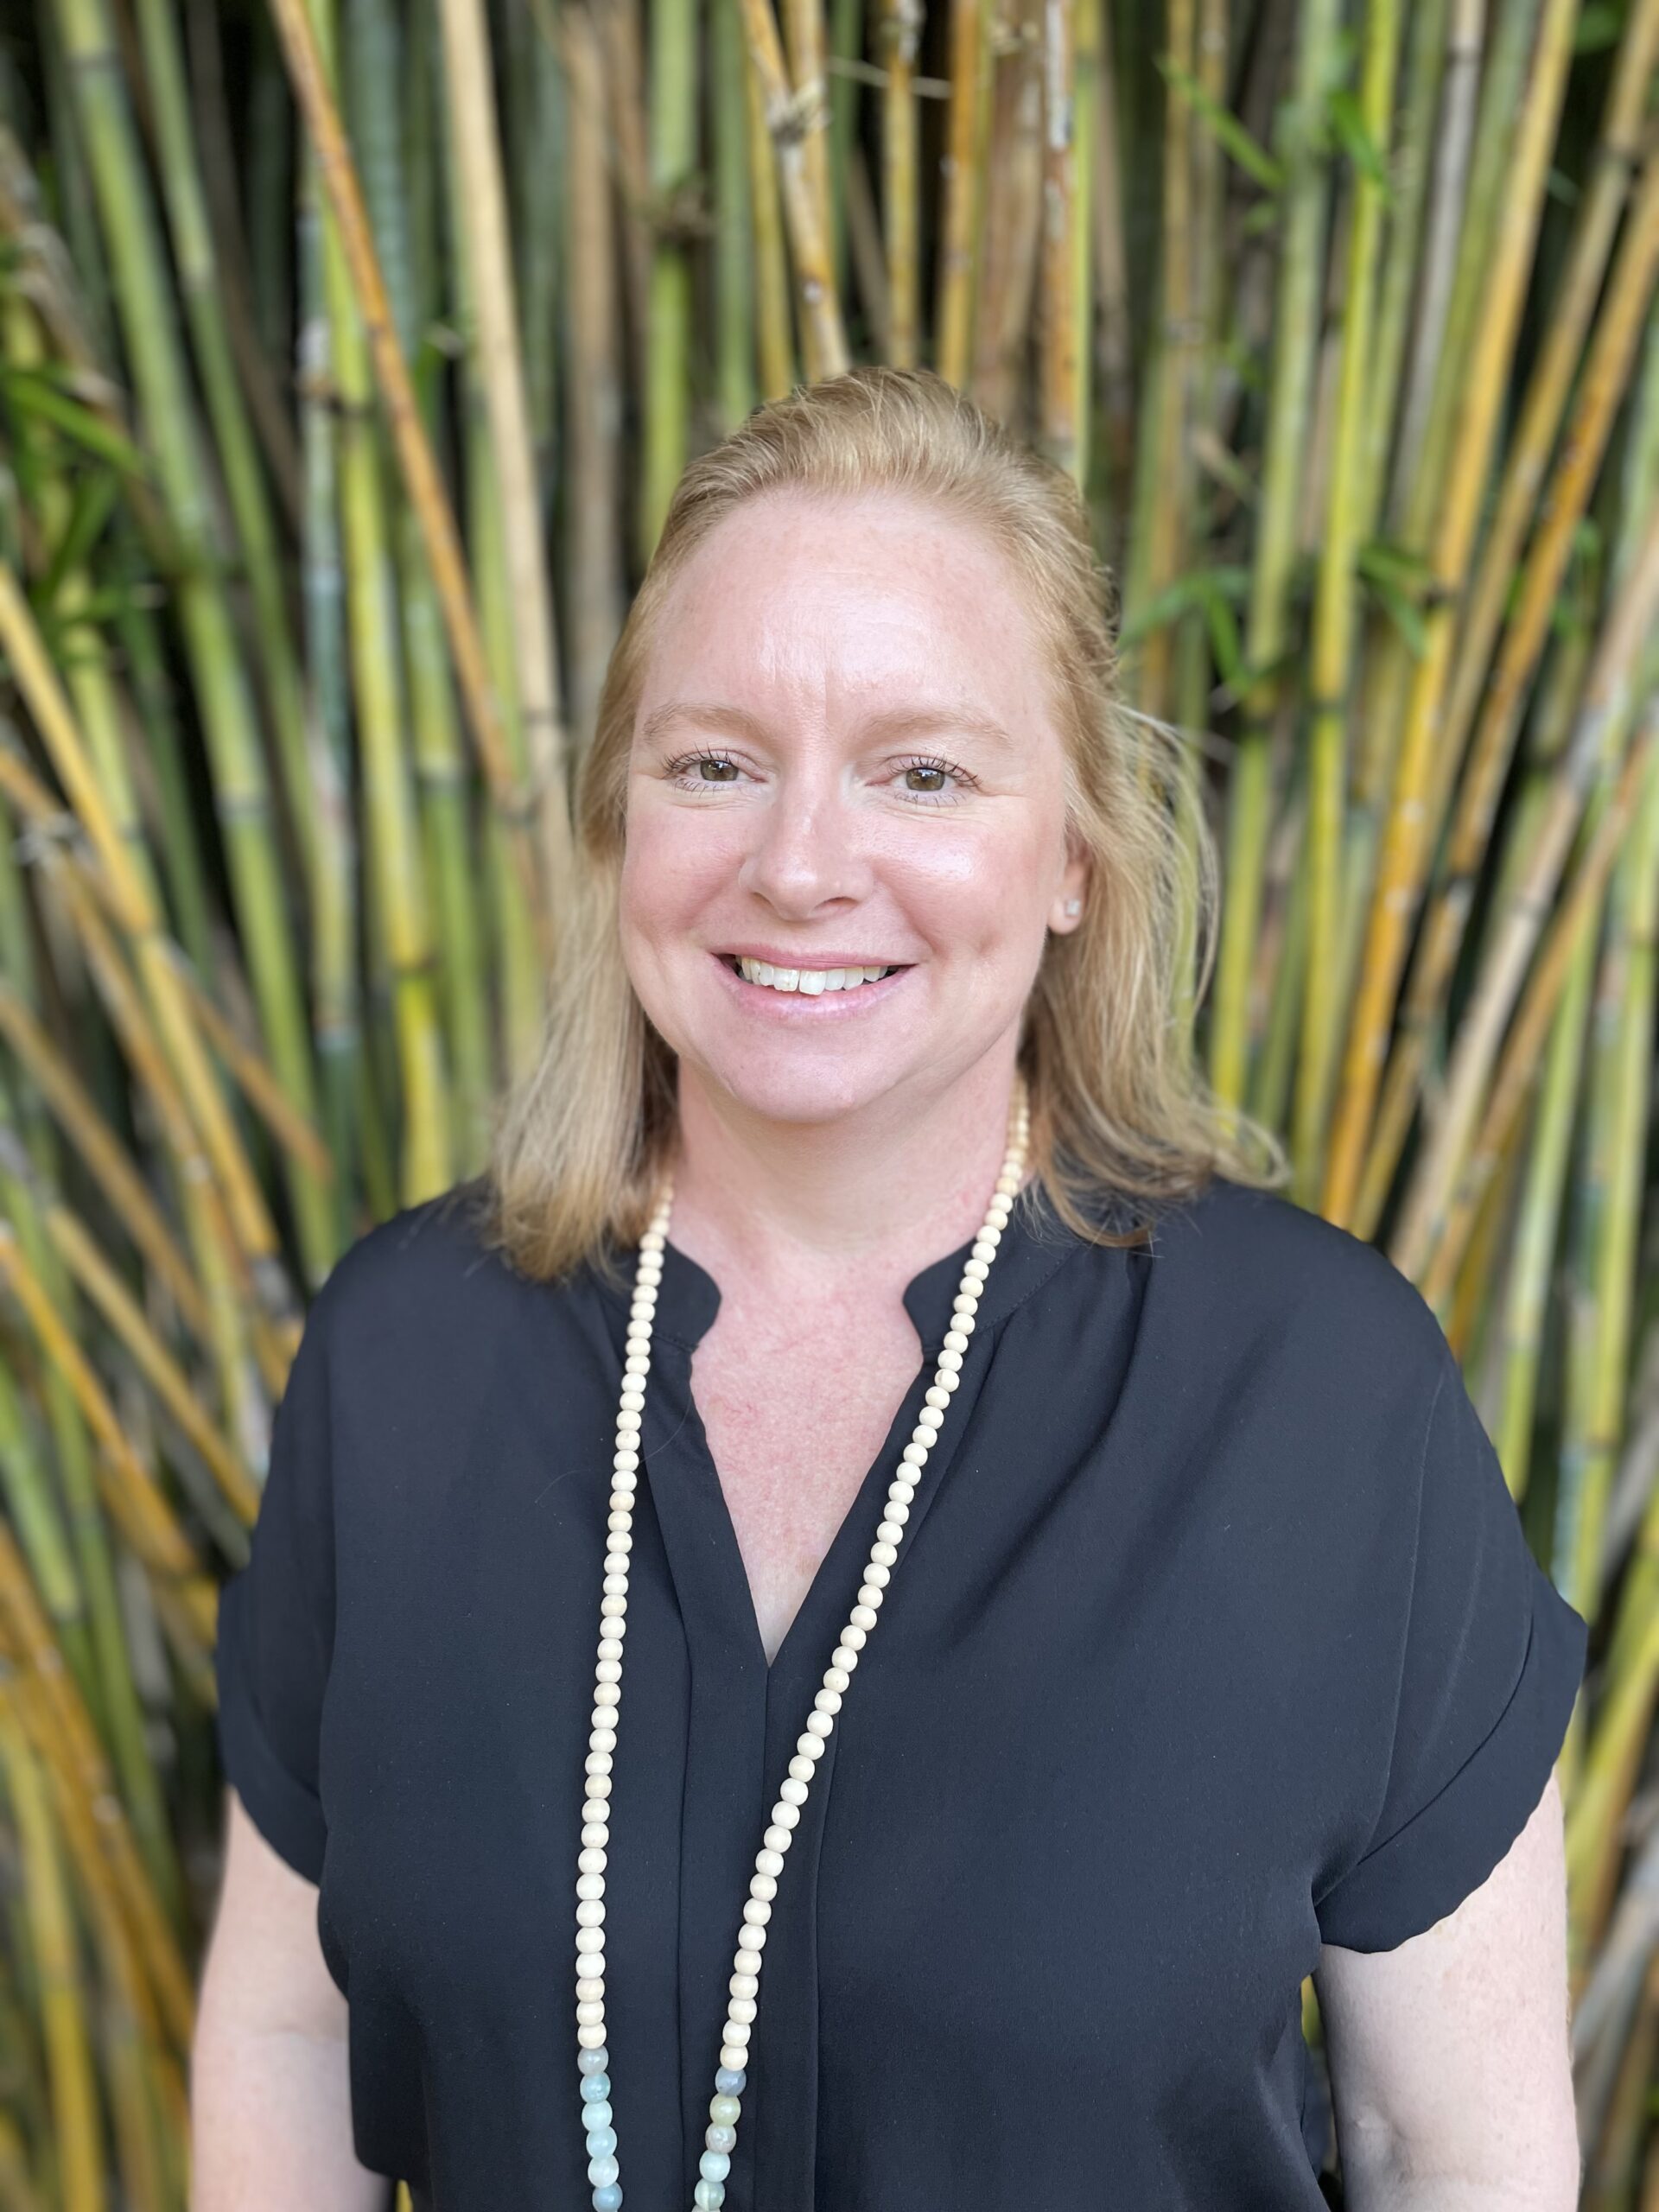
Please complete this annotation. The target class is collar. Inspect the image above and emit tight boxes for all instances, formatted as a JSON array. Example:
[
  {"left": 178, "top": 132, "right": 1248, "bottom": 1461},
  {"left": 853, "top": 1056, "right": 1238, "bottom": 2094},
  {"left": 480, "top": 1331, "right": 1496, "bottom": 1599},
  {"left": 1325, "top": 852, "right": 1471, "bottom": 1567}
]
[{"left": 602, "top": 1175, "right": 1128, "bottom": 1357}]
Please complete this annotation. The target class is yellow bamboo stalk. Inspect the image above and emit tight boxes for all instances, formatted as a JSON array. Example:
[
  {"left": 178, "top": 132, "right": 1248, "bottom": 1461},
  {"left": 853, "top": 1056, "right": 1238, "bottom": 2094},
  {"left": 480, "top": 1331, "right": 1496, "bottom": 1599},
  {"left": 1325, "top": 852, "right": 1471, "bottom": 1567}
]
[
  {"left": 437, "top": 0, "right": 569, "bottom": 902},
  {"left": 1364, "top": 144, "right": 1659, "bottom": 1228},
  {"left": 17, "top": 842, "right": 294, "bottom": 1397},
  {"left": 0, "top": 1532, "right": 196, "bottom": 2052},
  {"left": 0, "top": 1227, "right": 215, "bottom": 1647},
  {"left": 745, "top": 0, "right": 797, "bottom": 397},
  {"left": 783, "top": 0, "right": 834, "bottom": 365},
  {"left": 0, "top": 732, "right": 334, "bottom": 1187},
  {"left": 1418, "top": 717, "right": 1658, "bottom": 1309},
  {"left": 1395, "top": 503, "right": 1659, "bottom": 1281},
  {"left": 879, "top": 0, "right": 923, "bottom": 367},
  {"left": 1037, "top": 0, "right": 1079, "bottom": 480},
  {"left": 0, "top": 567, "right": 284, "bottom": 1287},
  {"left": 262, "top": 0, "right": 558, "bottom": 969},
  {"left": 0, "top": 1705, "right": 105, "bottom": 2212},
  {"left": 0, "top": 983, "right": 208, "bottom": 1344},
  {"left": 934, "top": 0, "right": 986, "bottom": 386},
  {"left": 40, "top": 1206, "right": 260, "bottom": 1525},
  {"left": 1438, "top": 0, "right": 1659, "bottom": 804},
  {"left": 736, "top": 0, "right": 849, "bottom": 375},
  {"left": 1321, "top": 0, "right": 1581, "bottom": 1228}
]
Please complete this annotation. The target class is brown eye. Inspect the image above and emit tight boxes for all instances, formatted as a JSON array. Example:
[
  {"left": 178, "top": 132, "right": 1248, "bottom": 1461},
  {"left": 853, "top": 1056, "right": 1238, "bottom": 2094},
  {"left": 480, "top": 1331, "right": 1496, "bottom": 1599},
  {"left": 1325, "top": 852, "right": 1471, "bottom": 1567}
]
[
  {"left": 697, "top": 758, "right": 740, "bottom": 782},
  {"left": 904, "top": 765, "right": 947, "bottom": 792}
]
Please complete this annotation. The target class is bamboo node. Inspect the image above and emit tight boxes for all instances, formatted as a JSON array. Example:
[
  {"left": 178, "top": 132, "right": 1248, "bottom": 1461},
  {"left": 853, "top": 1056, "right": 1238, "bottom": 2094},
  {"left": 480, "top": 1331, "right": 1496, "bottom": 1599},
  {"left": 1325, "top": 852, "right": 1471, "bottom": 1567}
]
[
  {"left": 644, "top": 179, "right": 714, "bottom": 246},
  {"left": 773, "top": 79, "right": 830, "bottom": 149}
]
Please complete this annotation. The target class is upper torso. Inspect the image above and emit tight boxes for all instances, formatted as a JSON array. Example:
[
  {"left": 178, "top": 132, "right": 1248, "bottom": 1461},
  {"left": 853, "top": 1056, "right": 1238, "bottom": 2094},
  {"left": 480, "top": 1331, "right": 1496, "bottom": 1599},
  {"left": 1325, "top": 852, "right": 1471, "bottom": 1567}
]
[{"left": 213, "top": 1166, "right": 1584, "bottom": 2209}]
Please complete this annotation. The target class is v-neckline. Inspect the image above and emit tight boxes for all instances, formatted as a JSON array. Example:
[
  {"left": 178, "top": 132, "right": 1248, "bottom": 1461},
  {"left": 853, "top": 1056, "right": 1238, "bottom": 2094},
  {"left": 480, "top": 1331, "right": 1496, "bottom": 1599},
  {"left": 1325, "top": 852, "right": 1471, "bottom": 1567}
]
[{"left": 608, "top": 1177, "right": 1096, "bottom": 1684}]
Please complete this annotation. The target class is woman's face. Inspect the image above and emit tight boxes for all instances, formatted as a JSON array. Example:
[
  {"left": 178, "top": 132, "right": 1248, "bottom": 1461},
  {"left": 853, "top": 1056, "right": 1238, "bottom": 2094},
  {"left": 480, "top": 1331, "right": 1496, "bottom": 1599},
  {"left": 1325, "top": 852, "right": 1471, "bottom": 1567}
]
[{"left": 620, "top": 488, "right": 1089, "bottom": 1128}]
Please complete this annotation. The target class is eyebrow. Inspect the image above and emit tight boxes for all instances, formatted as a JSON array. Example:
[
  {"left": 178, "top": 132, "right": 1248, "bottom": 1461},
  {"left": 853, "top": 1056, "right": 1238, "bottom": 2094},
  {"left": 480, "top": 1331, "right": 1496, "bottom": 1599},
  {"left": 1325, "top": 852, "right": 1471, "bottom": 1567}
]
[{"left": 638, "top": 700, "right": 1020, "bottom": 753}]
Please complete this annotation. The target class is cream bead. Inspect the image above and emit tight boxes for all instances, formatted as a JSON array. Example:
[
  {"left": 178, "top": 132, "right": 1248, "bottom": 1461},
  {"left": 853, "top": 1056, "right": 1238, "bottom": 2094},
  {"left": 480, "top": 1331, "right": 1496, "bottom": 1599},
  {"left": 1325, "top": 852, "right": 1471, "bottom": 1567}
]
[{"left": 730, "top": 1972, "right": 758, "bottom": 1998}]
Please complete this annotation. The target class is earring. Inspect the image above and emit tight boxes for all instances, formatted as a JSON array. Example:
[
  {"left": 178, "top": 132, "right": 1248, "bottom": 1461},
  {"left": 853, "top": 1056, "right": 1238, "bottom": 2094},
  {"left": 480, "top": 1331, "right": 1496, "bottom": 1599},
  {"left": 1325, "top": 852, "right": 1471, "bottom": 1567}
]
[{"left": 1064, "top": 898, "right": 1082, "bottom": 917}]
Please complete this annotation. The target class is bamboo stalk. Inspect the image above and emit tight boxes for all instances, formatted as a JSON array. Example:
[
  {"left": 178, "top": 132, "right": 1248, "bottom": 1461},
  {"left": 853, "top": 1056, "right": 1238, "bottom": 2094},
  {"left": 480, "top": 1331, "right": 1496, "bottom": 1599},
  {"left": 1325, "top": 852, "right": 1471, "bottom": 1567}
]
[
  {"left": 1321, "top": 0, "right": 1580, "bottom": 1228},
  {"left": 264, "top": 0, "right": 562, "bottom": 975},
  {"left": 438, "top": 0, "right": 569, "bottom": 877}
]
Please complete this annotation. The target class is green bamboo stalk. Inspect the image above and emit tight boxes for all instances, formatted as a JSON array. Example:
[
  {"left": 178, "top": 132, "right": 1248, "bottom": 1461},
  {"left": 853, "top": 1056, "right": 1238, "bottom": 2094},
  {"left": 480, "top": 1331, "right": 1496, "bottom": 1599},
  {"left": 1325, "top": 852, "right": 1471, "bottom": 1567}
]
[
  {"left": 49, "top": 0, "right": 336, "bottom": 1286},
  {"left": 438, "top": 0, "right": 569, "bottom": 876},
  {"left": 397, "top": 0, "right": 494, "bottom": 1175},
  {"left": 130, "top": 0, "right": 319, "bottom": 899},
  {"left": 713, "top": 0, "right": 758, "bottom": 430},
  {"left": 308, "top": 0, "right": 454, "bottom": 1205},
  {"left": 642, "top": 0, "right": 701, "bottom": 551},
  {"left": 1292, "top": 0, "right": 1402, "bottom": 1206},
  {"left": 1207, "top": 0, "right": 1341, "bottom": 1109}
]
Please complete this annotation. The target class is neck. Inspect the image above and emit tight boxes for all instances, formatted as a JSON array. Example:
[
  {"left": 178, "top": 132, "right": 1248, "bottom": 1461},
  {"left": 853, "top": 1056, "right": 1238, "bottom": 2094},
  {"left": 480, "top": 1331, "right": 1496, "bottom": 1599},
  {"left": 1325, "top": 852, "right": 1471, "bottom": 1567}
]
[{"left": 665, "top": 1056, "right": 1028, "bottom": 1295}]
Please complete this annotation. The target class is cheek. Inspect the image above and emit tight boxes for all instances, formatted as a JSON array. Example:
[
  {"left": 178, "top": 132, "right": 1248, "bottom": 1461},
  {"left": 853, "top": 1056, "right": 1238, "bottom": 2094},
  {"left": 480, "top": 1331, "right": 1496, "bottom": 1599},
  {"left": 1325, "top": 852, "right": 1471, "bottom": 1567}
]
[
  {"left": 883, "top": 820, "right": 1058, "bottom": 947},
  {"left": 620, "top": 810, "right": 738, "bottom": 933}
]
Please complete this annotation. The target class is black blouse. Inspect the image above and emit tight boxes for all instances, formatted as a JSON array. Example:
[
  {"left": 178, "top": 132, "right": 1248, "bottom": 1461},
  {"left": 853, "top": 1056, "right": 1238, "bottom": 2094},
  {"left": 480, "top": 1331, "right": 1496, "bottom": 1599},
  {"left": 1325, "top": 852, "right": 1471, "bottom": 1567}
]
[{"left": 213, "top": 1169, "right": 1588, "bottom": 2210}]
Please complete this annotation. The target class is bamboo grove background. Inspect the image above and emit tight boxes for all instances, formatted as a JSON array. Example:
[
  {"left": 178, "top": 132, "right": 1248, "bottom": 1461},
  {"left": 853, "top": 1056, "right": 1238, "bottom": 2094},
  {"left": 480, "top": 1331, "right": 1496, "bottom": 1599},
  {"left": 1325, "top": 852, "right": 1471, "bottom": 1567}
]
[{"left": 0, "top": 0, "right": 1655, "bottom": 2200}]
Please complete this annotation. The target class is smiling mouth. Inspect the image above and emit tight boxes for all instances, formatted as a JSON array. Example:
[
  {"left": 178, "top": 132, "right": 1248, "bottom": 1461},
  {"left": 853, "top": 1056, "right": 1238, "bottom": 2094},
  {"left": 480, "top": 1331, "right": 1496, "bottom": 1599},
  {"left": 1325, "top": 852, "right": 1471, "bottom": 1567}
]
[{"left": 720, "top": 954, "right": 906, "bottom": 996}]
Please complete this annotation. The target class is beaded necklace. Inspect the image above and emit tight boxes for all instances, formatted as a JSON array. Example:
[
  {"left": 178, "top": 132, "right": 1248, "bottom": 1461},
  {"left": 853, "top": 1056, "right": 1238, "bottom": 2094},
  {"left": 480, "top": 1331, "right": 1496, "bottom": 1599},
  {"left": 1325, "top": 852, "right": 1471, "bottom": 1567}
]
[{"left": 573, "top": 1075, "right": 1033, "bottom": 2210}]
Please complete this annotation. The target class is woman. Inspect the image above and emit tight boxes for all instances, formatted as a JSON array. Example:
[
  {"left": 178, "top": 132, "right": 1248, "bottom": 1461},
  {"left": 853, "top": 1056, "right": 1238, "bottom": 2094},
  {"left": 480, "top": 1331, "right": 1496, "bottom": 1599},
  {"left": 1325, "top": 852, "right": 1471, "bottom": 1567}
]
[{"left": 193, "top": 367, "right": 1588, "bottom": 2210}]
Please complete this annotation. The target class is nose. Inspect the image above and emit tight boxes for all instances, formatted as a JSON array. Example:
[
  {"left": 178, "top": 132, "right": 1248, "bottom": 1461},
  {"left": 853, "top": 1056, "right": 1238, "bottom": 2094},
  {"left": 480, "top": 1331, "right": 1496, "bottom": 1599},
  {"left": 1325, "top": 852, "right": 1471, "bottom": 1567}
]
[{"left": 734, "top": 765, "right": 875, "bottom": 917}]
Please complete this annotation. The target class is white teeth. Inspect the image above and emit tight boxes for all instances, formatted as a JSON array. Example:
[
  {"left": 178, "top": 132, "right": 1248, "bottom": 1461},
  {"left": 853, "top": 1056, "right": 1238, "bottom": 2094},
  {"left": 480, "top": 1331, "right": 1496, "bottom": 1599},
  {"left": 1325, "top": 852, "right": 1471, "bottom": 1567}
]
[{"left": 734, "top": 957, "right": 895, "bottom": 995}]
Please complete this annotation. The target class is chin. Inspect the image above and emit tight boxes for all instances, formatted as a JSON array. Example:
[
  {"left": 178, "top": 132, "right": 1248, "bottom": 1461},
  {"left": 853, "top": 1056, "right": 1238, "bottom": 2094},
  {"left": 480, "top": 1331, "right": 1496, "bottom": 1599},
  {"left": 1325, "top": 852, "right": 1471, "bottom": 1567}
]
[{"left": 686, "top": 1056, "right": 902, "bottom": 1128}]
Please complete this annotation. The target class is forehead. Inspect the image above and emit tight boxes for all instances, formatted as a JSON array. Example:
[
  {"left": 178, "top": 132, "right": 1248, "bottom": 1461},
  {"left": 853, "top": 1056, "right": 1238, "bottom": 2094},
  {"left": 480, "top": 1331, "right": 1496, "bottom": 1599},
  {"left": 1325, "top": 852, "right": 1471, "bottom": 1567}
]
[{"left": 639, "top": 490, "right": 1053, "bottom": 727}]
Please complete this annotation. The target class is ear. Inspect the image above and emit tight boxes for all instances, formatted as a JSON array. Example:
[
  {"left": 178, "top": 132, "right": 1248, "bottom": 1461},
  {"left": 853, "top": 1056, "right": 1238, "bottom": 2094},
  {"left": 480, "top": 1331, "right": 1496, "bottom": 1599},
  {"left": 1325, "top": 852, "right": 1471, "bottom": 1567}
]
[{"left": 1047, "top": 845, "right": 1091, "bottom": 937}]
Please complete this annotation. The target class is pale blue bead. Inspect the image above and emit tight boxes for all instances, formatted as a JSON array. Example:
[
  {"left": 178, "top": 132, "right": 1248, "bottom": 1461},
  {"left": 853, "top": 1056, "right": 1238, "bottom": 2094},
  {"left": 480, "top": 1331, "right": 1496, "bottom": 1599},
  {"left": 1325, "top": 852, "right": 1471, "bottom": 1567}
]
[
  {"left": 715, "top": 2067, "right": 746, "bottom": 2094},
  {"left": 704, "top": 2124, "right": 736, "bottom": 2153},
  {"left": 592, "top": 2189, "right": 622, "bottom": 2212},
  {"left": 580, "top": 2048, "right": 610, "bottom": 2076},
  {"left": 700, "top": 2150, "right": 731, "bottom": 2182},
  {"left": 582, "top": 2075, "right": 611, "bottom": 2103},
  {"left": 586, "top": 2126, "right": 618, "bottom": 2159},
  {"left": 694, "top": 2184, "right": 725, "bottom": 2209},
  {"left": 588, "top": 2154, "right": 620, "bottom": 2187},
  {"left": 585, "top": 2100, "right": 613, "bottom": 2131}
]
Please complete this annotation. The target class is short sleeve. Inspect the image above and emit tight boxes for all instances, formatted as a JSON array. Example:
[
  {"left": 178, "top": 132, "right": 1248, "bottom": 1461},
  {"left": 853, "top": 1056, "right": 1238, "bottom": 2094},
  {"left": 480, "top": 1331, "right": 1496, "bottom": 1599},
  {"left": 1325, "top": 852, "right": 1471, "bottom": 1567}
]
[
  {"left": 1314, "top": 1340, "right": 1589, "bottom": 1952},
  {"left": 213, "top": 1288, "right": 338, "bottom": 1885}
]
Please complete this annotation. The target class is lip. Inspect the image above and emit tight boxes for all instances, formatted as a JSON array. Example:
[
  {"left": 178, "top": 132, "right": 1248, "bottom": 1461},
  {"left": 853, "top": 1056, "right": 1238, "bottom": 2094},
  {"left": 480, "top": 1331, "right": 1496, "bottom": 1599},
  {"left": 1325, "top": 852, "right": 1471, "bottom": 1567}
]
[{"left": 709, "top": 949, "right": 915, "bottom": 1013}]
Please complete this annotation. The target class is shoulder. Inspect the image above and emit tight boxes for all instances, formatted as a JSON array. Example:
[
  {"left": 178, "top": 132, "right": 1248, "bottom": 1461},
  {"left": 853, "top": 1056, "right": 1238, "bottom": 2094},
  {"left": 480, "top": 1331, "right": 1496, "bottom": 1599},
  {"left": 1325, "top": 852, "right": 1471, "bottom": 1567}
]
[
  {"left": 1137, "top": 1173, "right": 1452, "bottom": 1395},
  {"left": 306, "top": 1174, "right": 523, "bottom": 1351}
]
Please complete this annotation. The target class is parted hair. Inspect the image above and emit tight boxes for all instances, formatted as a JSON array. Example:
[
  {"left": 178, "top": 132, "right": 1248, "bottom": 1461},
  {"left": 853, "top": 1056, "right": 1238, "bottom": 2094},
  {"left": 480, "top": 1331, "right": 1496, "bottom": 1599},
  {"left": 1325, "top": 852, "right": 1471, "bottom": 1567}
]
[{"left": 463, "top": 365, "right": 1287, "bottom": 1287}]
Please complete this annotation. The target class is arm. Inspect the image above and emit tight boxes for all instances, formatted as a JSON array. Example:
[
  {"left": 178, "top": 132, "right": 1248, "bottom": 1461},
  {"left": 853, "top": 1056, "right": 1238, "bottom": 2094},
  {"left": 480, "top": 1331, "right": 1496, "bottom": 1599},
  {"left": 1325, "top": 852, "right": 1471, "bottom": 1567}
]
[
  {"left": 190, "top": 1787, "right": 391, "bottom": 2212},
  {"left": 1314, "top": 1771, "right": 1580, "bottom": 2212}
]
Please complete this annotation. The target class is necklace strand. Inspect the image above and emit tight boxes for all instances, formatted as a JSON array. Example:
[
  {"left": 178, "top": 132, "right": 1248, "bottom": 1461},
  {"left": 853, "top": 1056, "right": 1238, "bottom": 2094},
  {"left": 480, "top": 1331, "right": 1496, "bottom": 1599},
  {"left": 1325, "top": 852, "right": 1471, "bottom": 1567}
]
[{"left": 574, "top": 1077, "right": 1032, "bottom": 2210}]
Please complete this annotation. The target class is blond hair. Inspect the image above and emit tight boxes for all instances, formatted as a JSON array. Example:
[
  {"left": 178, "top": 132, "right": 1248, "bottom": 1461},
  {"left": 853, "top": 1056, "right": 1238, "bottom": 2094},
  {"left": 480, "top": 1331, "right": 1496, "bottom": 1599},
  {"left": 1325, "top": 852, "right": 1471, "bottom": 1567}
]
[{"left": 465, "top": 365, "right": 1287, "bottom": 1286}]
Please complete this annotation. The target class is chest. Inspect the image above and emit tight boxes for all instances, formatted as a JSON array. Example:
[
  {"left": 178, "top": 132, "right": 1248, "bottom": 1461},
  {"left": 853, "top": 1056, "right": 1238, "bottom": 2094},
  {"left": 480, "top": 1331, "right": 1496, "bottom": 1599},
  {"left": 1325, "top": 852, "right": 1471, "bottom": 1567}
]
[{"left": 688, "top": 1307, "right": 925, "bottom": 1662}]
